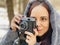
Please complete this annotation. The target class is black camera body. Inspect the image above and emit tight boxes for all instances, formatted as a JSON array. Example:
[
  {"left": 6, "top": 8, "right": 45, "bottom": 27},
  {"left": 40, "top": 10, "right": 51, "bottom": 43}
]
[
  {"left": 17, "top": 17, "right": 36, "bottom": 40},
  {"left": 19, "top": 17, "right": 36, "bottom": 34},
  {"left": 16, "top": 17, "right": 36, "bottom": 44}
]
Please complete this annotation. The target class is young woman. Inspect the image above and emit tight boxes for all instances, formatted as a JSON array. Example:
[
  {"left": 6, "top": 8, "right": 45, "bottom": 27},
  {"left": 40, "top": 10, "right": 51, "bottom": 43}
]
[
  {"left": 1, "top": 0, "right": 57, "bottom": 45},
  {"left": 24, "top": 1, "right": 53, "bottom": 45}
]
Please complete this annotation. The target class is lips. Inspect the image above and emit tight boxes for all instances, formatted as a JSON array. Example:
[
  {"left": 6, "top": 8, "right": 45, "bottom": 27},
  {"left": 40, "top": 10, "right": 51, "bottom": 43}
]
[
  {"left": 37, "top": 30, "right": 41, "bottom": 32},
  {"left": 37, "top": 27, "right": 42, "bottom": 32}
]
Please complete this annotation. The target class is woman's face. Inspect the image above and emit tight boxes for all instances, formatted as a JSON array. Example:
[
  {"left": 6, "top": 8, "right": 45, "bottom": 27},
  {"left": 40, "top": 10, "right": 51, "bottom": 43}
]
[{"left": 30, "top": 5, "right": 49, "bottom": 36}]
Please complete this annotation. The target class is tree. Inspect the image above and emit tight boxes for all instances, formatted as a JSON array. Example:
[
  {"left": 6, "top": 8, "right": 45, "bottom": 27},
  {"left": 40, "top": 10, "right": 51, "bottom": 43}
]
[{"left": 6, "top": 0, "right": 14, "bottom": 24}]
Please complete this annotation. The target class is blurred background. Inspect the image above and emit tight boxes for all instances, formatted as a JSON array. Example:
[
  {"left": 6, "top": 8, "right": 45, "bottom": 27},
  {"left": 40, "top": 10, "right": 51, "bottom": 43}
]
[{"left": 0, "top": 0, "right": 60, "bottom": 42}]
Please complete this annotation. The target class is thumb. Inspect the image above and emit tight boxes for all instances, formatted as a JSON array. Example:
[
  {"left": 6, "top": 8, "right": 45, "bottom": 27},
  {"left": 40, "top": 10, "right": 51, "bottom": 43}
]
[{"left": 34, "top": 28, "right": 38, "bottom": 36}]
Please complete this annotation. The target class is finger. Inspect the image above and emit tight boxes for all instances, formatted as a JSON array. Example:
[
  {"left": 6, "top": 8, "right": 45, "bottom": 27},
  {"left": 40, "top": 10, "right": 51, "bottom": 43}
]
[
  {"left": 16, "top": 25, "right": 20, "bottom": 30},
  {"left": 11, "top": 23, "right": 17, "bottom": 32},
  {"left": 33, "top": 28, "right": 38, "bottom": 36},
  {"left": 25, "top": 31, "right": 33, "bottom": 37},
  {"left": 18, "top": 14, "right": 23, "bottom": 18},
  {"left": 26, "top": 35, "right": 31, "bottom": 40},
  {"left": 14, "top": 15, "right": 22, "bottom": 21},
  {"left": 12, "top": 27, "right": 16, "bottom": 32},
  {"left": 14, "top": 19, "right": 20, "bottom": 24},
  {"left": 26, "top": 38, "right": 29, "bottom": 43},
  {"left": 14, "top": 16, "right": 20, "bottom": 21},
  {"left": 14, "top": 23, "right": 20, "bottom": 30}
]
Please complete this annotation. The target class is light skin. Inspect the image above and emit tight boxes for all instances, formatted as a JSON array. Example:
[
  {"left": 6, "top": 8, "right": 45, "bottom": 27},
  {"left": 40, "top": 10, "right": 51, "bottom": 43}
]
[
  {"left": 25, "top": 5, "right": 49, "bottom": 45},
  {"left": 30, "top": 5, "right": 49, "bottom": 36},
  {"left": 11, "top": 5, "right": 49, "bottom": 45}
]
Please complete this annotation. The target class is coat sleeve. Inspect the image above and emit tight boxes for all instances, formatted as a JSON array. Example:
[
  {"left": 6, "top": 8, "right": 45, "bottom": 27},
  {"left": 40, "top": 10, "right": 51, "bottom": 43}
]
[{"left": 0, "top": 29, "right": 18, "bottom": 45}]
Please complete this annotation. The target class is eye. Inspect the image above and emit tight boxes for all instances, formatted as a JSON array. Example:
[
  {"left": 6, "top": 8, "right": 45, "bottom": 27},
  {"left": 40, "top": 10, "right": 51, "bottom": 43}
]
[{"left": 40, "top": 17, "right": 47, "bottom": 21}]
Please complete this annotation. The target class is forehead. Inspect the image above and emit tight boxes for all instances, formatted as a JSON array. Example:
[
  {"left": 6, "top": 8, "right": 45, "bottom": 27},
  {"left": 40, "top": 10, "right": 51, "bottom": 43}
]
[{"left": 30, "top": 5, "right": 49, "bottom": 17}]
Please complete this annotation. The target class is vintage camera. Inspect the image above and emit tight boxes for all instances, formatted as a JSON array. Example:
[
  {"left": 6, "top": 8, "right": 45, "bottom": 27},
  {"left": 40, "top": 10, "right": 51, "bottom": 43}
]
[
  {"left": 17, "top": 17, "right": 36, "bottom": 40},
  {"left": 19, "top": 17, "right": 36, "bottom": 34},
  {"left": 15, "top": 17, "right": 36, "bottom": 45}
]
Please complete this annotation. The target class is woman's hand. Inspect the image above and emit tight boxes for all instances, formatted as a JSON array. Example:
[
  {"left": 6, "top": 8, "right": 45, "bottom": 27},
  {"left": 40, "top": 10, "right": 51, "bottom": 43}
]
[
  {"left": 25, "top": 29, "right": 38, "bottom": 45},
  {"left": 10, "top": 14, "right": 23, "bottom": 32}
]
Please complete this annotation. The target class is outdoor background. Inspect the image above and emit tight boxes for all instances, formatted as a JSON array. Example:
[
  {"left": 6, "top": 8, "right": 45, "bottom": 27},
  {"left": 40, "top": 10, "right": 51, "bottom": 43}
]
[{"left": 0, "top": 0, "right": 60, "bottom": 42}]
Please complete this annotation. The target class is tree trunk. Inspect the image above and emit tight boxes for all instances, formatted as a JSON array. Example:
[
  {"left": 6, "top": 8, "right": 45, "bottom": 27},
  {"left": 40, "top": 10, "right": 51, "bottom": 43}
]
[{"left": 6, "top": 0, "right": 14, "bottom": 24}]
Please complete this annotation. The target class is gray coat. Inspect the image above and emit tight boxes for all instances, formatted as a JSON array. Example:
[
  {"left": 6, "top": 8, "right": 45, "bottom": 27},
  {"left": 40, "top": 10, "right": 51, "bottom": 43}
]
[{"left": 1, "top": 0, "right": 60, "bottom": 45}]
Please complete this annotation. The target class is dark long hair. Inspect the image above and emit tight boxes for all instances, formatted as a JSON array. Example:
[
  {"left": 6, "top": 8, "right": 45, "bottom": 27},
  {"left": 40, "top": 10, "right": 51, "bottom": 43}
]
[{"left": 26, "top": 0, "right": 53, "bottom": 45}]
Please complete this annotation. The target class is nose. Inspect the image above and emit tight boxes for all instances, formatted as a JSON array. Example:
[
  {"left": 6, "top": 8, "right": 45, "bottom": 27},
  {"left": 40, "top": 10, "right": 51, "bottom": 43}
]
[{"left": 36, "top": 20, "right": 41, "bottom": 27}]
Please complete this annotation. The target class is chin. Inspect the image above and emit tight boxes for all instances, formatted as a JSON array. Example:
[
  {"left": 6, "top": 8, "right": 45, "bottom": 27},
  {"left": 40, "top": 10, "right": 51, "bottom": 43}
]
[
  {"left": 38, "top": 33, "right": 44, "bottom": 37},
  {"left": 38, "top": 34, "right": 43, "bottom": 37}
]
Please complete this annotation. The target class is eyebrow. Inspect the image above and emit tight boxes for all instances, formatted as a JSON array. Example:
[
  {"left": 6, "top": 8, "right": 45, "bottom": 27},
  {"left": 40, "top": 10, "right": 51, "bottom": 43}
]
[
  {"left": 31, "top": 16, "right": 48, "bottom": 19},
  {"left": 31, "top": 17, "right": 36, "bottom": 18},
  {"left": 31, "top": 17, "right": 37, "bottom": 20},
  {"left": 40, "top": 16, "right": 48, "bottom": 18}
]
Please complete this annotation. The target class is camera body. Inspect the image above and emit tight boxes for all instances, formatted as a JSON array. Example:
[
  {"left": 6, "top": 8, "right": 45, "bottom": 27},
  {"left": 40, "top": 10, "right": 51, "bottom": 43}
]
[
  {"left": 19, "top": 17, "right": 36, "bottom": 34},
  {"left": 16, "top": 17, "right": 36, "bottom": 43}
]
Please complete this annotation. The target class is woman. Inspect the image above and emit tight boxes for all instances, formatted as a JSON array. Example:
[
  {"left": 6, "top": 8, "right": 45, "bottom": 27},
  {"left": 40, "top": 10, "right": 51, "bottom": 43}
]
[{"left": 1, "top": 0, "right": 57, "bottom": 45}]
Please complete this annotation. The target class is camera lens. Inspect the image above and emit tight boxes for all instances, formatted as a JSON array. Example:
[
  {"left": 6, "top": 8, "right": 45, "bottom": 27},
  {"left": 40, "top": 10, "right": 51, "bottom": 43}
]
[
  {"left": 20, "top": 24, "right": 25, "bottom": 28},
  {"left": 20, "top": 21, "right": 28, "bottom": 30}
]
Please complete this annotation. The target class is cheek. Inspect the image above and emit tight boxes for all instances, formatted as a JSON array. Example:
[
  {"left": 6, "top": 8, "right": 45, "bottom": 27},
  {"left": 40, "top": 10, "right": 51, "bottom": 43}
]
[
  {"left": 42, "top": 21, "right": 49, "bottom": 33},
  {"left": 38, "top": 21, "right": 49, "bottom": 36},
  {"left": 43, "top": 21, "right": 49, "bottom": 29},
  {"left": 43, "top": 21, "right": 49, "bottom": 32}
]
